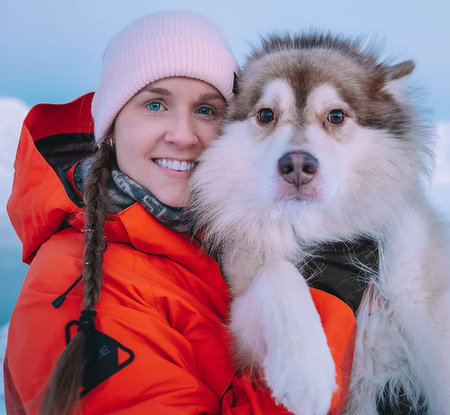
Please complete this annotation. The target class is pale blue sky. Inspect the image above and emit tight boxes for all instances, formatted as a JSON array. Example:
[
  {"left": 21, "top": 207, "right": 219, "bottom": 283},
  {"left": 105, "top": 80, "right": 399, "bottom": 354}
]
[{"left": 1, "top": 0, "right": 449, "bottom": 120}]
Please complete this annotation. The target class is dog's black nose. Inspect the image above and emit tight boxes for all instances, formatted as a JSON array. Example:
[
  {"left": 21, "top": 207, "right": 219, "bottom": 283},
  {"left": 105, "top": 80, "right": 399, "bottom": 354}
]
[{"left": 278, "top": 151, "right": 318, "bottom": 187}]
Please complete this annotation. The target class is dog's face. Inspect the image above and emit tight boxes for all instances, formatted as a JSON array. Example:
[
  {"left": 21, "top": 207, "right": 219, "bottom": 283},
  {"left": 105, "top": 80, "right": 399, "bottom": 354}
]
[
  {"left": 189, "top": 35, "right": 433, "bottom": 247},
  {"left": 227, "top": 77, "right": 385, "bottom": 209}
]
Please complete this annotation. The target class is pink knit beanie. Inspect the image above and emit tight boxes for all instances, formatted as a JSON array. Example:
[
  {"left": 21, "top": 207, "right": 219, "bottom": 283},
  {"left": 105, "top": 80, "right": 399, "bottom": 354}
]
[{"left": 91, "top": 10, "right": 239, "bottom": 143}]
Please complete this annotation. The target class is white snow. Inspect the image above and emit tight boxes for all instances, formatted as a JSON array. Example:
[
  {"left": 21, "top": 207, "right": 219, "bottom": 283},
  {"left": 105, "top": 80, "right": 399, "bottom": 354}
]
[
  {"left": 0, "top": 98, "right": 29, "bottom": 216},
  {"left": 0, "top": 96, "right": 448, "bottom": 412}
]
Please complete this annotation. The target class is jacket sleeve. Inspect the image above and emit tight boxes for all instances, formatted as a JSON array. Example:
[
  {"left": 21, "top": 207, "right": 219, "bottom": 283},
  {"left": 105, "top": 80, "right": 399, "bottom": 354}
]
[{"left": 3, "top": 356, "right": 27, "bottom": 415}]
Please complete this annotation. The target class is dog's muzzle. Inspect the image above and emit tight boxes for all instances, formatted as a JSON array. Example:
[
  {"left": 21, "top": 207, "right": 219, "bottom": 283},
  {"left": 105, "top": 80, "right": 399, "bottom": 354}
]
[{"left": 278, "top": 151, "right": 318, "bottom": 187}]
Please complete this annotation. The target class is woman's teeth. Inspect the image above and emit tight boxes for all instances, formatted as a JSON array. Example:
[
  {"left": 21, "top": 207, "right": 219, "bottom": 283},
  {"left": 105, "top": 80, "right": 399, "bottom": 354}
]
[{"left": 154, "top": 159, "right": 195, "bottom": 171}]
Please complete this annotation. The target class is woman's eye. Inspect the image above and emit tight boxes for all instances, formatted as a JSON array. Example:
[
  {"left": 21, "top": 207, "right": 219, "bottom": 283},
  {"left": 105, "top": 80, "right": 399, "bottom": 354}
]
[
  {"left": 257, "top": 108, "right": 275, "bottom": 124},
  {"left": 147, "top": 102, "right": 163, "bottom": 111},
  {"left": 327, "top": 109, "right": 345, "bottom": 124},
  {"left": 196, "top": 106, "right": 214, "bottom": 116}
]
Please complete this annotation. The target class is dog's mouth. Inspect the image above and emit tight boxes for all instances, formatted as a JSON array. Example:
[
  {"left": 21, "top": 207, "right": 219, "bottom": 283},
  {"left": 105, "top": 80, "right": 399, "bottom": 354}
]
[{"left": 275, "top": 184, "right": 320, "bottom": 204}]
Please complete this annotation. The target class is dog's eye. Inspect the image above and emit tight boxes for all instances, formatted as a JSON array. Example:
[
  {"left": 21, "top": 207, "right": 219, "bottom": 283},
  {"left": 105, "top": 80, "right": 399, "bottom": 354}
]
[
  {"left": 257, "top": 108, "right": 275, "bottom": 124},
  {"left": 327, "top": 109, "right": 345, "bottom": 124}
]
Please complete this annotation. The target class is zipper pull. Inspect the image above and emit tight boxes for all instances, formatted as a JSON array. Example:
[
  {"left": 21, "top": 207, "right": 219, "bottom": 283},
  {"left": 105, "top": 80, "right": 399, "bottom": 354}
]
[{"left": 52, "top": 274, "right": 83, "bottom": 308}]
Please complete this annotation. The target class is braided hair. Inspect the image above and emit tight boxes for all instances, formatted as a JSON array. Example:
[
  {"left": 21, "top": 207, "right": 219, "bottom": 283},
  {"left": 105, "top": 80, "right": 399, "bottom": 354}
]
[{"left": 41, "top": 138, "right": 114, "bottom": 415}]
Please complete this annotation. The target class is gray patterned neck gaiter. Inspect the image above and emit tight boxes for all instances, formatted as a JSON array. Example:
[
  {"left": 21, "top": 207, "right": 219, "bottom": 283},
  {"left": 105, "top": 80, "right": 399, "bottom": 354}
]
[{"left": 74, "top": 156, "right": 191, "bottom": 234}]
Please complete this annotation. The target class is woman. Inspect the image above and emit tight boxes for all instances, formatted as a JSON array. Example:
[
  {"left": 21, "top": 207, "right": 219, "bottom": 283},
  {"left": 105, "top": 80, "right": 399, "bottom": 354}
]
[{"left": 5, "top": 10, "right": 375, "bottom": 415}]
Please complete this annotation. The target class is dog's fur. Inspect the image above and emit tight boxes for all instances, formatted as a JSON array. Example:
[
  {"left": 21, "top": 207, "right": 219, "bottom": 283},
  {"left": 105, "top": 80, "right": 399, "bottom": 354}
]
[{"left": 188, "top": 33, "right": 450, "bottom": 415}]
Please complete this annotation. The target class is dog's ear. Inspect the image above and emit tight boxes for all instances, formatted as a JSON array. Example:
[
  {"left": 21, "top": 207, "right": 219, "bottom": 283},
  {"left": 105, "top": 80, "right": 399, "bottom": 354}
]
[
  {"left": 382, "top": 60, "right": 415, "bottom": 100},
  {"left": 384, "top": 59, "right": 415, "bottom": 81}
]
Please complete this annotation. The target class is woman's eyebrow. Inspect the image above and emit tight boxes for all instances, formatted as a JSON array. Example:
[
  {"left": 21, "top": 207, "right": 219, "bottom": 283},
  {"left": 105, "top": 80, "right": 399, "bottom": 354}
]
[
  {"left": 198, "top": 92, "right": 225, "bottom": 102},
  {"left": 139, "top": 86, "right": 171, "bottom": 96},
  {"left": 137, "top": 87, "right": 223, "bottom": 102}
]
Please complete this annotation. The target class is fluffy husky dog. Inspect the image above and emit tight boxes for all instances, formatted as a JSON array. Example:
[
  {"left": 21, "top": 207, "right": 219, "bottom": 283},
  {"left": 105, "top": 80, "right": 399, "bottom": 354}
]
[{"left": 188, "top": 34, "right": 450, "bottom": 415}]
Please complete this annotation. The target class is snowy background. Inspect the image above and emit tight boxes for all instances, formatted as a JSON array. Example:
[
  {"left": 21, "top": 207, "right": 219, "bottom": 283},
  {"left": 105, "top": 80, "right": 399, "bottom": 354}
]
[{"left": 0, "top": 0, "right": 449, "bottom": 412}]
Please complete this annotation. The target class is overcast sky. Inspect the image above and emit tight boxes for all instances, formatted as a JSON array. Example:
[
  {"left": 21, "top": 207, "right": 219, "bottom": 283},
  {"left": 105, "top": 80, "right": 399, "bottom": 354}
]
[{"left": 0, "top": 0, "right": 449, "bottom": 120}]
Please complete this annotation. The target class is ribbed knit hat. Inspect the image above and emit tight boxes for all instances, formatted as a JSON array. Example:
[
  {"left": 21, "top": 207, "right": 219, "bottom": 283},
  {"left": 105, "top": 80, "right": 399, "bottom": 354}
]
[{"left": 92, "top": 10, "right": 239, "bottom": 143}]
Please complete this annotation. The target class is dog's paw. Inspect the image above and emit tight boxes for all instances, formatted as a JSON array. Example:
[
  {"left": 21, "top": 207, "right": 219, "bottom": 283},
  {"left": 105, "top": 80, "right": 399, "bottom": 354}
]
[{"left": 263, "top": 340, "right": 336, "bottom": 415}]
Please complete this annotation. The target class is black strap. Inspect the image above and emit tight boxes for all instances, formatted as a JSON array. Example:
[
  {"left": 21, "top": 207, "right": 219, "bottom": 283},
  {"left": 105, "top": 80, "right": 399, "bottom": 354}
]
[
  {"left": 65, "top": 309, "right": 97, "bottom": 342},
  {"left": 300, "top": 238, "right": 379, "bottom": 313}
]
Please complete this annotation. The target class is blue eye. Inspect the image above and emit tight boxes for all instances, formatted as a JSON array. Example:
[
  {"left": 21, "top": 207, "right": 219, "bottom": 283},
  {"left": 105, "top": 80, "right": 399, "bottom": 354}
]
[
  {"left": 257, "top": 108, "right": 275, "bottom": 124},
  {"left": 197, "top": 106, "right": 213, "bottom": 115},
  {"left": 147, "top": 102, "right": 162, "bottom": 111}
]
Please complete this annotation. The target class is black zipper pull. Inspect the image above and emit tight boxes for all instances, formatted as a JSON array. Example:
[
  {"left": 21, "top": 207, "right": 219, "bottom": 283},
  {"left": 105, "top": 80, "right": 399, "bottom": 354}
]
[{"left": 52, "top": 274, "right": 83, "bottom": 308}]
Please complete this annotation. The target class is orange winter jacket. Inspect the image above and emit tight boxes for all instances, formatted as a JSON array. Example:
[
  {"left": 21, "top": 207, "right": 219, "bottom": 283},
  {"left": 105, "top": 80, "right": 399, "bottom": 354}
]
[{"left": 5, "top": 94, "right": 357, "bottom": 415}]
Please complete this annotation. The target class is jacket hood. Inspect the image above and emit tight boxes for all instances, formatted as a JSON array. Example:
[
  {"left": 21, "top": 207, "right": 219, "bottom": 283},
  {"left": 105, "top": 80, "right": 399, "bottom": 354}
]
[{"left": 8, "top": 93, "right": 96, "bottom": 263}]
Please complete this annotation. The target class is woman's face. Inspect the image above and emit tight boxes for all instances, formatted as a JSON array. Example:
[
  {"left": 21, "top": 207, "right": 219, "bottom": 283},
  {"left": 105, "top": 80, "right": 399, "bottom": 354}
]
[{"left": 113, "top": 77, "right": 226, "bottom": 207}]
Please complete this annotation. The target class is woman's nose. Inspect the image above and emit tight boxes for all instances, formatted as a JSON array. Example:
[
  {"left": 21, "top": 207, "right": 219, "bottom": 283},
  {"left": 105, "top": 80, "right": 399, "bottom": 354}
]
[{"left": 165, "top": 114, "right": 199, "bottom": 148}]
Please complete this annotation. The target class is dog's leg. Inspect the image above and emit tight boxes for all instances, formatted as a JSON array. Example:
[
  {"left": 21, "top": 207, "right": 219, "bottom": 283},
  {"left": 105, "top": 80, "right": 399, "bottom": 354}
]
[
  {"left": 346, "top": 286, "right": 417, "bottom": 415},
  {"left": 347, "top": 208, "right": 450, "bottom": 415},
  {"left": 382, "top": 208, "right": 450, "bottom": 414},
  {"left": 229, "top": 259, "right": 336, "bottom": 415}
]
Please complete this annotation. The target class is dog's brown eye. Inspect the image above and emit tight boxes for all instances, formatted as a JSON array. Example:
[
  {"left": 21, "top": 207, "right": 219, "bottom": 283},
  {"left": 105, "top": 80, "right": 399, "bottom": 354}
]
[
  {"left": 257, "top": 108, "right": 275, "bottom": 124},
  {"left": 327, "top": 109, "right": 345, "bottom": 124}
]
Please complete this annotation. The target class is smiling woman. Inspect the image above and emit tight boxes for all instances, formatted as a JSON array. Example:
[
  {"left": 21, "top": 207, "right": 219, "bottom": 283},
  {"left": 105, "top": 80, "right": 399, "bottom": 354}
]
[
  {"left": 4, "top": 10, "right": 245, "bottom": 415},
  {"left": 113, "top": 77, "right": 226, "bottom": 207}
]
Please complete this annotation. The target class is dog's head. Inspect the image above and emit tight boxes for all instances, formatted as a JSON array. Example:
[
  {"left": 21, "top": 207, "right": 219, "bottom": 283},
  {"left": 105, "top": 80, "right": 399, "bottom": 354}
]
[{"left": 189, "top": 34, "right": 434, "bottom": 251}]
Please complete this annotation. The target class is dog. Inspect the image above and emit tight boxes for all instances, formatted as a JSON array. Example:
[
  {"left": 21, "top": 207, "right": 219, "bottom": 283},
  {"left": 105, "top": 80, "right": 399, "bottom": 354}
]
[{"left": 188, "top": 33, "right": 450, "bottom": 414}]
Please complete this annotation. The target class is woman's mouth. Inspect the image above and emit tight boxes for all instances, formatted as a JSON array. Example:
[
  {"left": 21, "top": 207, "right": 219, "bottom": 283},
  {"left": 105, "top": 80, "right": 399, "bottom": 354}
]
[{"left": 153, "top": 158, "right": 196, "bottom": 172}]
